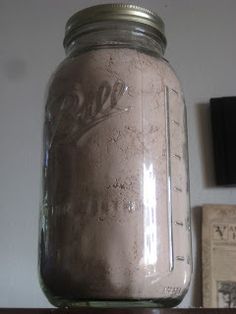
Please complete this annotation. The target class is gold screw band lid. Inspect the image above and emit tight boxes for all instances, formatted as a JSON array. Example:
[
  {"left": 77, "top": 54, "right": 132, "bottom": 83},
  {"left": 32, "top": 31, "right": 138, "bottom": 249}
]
[{"left": 63, "top": 4, "right": 167, "bottom": 50}]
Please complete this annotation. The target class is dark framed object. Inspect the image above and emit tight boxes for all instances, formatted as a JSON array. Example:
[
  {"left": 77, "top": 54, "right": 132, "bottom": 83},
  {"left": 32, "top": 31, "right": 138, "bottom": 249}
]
[{"left": 210, "top": 97, "right": 236, "bottom": 186}]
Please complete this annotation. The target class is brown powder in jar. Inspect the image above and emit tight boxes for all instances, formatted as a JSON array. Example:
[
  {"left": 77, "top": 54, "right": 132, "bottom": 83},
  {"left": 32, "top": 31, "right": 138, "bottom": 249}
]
[{"left": 41, "top": 47, "right": 190, "bottom": 299}]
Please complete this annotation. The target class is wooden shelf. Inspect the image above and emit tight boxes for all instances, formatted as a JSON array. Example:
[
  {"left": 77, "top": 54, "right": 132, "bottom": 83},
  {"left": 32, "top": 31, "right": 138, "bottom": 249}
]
[{"left": 0, "top": 309, "right": 234, "bottom": 314}]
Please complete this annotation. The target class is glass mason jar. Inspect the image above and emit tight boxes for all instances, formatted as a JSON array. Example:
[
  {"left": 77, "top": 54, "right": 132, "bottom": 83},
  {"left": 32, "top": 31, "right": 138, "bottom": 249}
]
[{"left": 39, "top": 4, "right": 192, "bottom": 308}]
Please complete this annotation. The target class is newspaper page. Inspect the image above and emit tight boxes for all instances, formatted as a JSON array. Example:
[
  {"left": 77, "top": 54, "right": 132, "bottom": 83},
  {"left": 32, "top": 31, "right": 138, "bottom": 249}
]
[{"left": 202, "top": 204, "right": 236, "bottom": 308}]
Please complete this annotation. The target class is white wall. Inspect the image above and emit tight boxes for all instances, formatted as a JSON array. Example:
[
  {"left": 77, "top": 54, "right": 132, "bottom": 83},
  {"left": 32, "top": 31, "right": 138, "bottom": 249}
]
[{"left": 0, "top": 0, "right": 236, "bottom": 308}]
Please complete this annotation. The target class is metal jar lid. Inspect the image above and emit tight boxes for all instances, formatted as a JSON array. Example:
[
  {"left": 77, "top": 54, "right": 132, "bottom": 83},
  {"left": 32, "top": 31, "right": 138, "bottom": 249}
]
[{"left": 63, "top": 4, "right": 167, "bottom": 50}]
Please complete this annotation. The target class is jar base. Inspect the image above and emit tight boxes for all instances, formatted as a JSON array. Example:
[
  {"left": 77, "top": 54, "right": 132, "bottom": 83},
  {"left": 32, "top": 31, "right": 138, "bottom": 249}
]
[{"left": 45, "top": 295, "right": 183, "bottom": 308}]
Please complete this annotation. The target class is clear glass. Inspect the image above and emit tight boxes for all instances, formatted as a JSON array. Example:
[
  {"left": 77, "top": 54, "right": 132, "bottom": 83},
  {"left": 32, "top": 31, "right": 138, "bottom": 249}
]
[{"left": 39, "top": 21, "right": 192, "bottom": 308}]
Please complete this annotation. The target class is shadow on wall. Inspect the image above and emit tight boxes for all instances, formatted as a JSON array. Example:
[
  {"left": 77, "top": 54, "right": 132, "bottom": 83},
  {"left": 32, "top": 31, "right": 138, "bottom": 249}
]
[
  {"left": 191, "top": 206, "right": 203, "bottom": 308},
  {"left": 196, "top": 103, "right": 215, "bottom": 188},
  {"left": 3, "top": 58, "right": 27, "bottom": 81},
  {"left": 190, "top": 103, "right": 214, "bottom": 306}
]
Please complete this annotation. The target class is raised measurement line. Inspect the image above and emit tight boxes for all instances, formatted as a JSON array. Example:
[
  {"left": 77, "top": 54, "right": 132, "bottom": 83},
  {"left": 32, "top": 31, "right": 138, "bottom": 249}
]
[
  {"left": 172, "top": 120, "right": 180, "bottom": 126},
  {"left": 176, "top": 256, "right": 185, "bottom": 261},
  {"left": 175, "top": 221, "right": 184, "bottom": 226},
  {"left": 174, "top": 186, "right": 182, "bottom": 192},
  {"left": 173, "top": 154, "right": 181, "bottom": 160},
  {"left": 171, "top": 88, "right": 178, "bottom": 95}
]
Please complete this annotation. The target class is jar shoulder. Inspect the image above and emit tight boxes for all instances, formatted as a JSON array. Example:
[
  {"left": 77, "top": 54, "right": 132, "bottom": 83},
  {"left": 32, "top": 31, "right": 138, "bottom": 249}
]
[
  {"left": 52, "top": 49, "right": 179, "bottom": 79},
  {"left": 47, "top": 48, "right": 183, "bottom": 100}
]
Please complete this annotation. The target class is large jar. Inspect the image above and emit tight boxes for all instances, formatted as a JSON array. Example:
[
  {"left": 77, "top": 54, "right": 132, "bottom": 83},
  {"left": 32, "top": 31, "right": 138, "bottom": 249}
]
[{"left": 39, "top": 4, "right": 192, "bottom": 308}]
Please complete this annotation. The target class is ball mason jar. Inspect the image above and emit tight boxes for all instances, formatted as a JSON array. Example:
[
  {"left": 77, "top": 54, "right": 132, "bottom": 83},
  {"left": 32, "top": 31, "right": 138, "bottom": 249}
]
[{"left": 39, "top": 4, "right": 192, "bottom": 308}]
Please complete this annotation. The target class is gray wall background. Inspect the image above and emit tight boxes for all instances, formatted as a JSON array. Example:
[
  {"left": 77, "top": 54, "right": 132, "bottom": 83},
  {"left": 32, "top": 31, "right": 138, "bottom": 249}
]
[{"left": 0, "top": 0, "right": 236, "bottom": 308}]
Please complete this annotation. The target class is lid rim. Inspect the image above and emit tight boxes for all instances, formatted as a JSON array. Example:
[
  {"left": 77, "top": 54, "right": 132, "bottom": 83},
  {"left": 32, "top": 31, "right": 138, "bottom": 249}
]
[{"left": 66, "top": 4, "right": 165, "bottom": 27}]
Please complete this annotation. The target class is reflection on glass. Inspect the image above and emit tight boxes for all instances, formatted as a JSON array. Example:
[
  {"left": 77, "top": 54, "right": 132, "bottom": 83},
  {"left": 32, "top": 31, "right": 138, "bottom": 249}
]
[{"left": 143, "top": 163, "right": 158, "bottom": 268}]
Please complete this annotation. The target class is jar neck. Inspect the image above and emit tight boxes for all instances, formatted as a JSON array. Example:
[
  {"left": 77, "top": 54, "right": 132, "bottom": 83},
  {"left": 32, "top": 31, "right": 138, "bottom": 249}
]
[{"left": 64, "top": 21, "right": 166, "bottom": 58}]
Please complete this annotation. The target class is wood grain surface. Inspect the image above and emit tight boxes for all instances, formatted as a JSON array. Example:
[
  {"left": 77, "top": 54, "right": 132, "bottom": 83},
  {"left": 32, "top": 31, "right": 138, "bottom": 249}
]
[{"left": 0, "top": 309, "right": 235, "bottom": 314}]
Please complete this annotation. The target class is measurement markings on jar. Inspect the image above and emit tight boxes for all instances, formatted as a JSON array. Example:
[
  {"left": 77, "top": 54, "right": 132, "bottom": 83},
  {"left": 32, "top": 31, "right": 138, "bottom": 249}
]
[
  {"left": 176, "top": 256, "right": 185, "bottom": 261},
  {"left": 175, "top": 221, "right": 184, "bottom": 227},
  {"left": 174, "top": 186, "right": 182, "bottom": 192},
  {"left": 171, "top": 88, "right": 178, "bottom": 95},
  {"left": 172, "top": 119, "right": 180, "bottom": 126},
  {"left": 172, "top": 154, "right": 181, "bottom": 160}
]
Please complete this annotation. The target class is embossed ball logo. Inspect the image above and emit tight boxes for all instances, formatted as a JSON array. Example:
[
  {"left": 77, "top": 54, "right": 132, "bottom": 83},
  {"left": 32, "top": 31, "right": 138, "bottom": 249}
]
[{"left": 46, "top": 79, "right": 128, "bottom": 146}]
